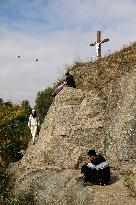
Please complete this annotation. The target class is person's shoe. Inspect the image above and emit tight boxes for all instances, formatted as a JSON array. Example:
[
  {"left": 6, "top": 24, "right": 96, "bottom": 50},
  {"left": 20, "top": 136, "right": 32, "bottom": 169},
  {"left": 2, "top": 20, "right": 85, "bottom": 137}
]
[
  {"left": 83, "top": 181, "right": 93, "bottom": 187},
  {"left": 52, "top": 93, "right": 56, "bottom": 97},
  {"left": 32, "top": 139, "right": 35, "bottom": 145}
]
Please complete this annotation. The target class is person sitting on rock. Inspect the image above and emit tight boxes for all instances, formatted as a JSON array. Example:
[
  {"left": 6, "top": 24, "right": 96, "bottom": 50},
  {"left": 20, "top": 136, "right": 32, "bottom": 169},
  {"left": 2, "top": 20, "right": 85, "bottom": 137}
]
[
  {"left": 52, "top": 72, "right": 76, "bottom": 97},
  {"left": 65, "top": 72, "right": 76, "bottom": 88},
  {"left": 79, "top": 149, "right": 111, "bottom": 186}
]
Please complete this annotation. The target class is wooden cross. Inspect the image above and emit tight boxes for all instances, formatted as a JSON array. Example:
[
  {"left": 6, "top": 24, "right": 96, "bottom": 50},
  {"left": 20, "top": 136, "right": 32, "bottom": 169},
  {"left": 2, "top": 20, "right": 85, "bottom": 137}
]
[{"left": 90, "top": 31, "right": 109, "bottom": 58}]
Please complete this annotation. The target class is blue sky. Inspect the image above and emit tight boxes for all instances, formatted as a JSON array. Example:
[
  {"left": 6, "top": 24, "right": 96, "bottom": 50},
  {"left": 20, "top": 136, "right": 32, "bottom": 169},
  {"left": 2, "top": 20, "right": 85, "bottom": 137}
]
[{"left": 0, "top": 0, "right": 136, "bottom": 106}]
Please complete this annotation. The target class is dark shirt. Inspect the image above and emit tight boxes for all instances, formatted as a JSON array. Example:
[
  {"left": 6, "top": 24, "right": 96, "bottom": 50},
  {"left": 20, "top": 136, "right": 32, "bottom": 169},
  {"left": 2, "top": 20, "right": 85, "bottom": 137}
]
[
  {"left": 66, "top": 74, "right": 76, "bottom": 88},
  {"left": 81, "top": 154, "right": 110, "bottom": 185}
]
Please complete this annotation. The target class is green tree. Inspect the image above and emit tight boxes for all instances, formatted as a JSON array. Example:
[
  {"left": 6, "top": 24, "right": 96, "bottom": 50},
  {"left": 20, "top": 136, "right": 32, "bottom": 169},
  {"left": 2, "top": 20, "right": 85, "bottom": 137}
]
[
  {"left": 0, "top": 100, "right": 31, "bottom": 164},
  {"left": 35, "top": 87, "right": 53, "bottom": 123},
  {"left": 21, "top": 100, "right": 31, "bottom": 110}
]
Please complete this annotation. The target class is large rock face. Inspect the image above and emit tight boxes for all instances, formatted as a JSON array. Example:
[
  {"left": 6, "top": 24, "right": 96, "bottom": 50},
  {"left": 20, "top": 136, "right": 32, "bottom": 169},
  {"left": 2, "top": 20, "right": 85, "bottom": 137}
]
[
  {"left": 10, "top": 48, "right": 136, "bottom": 204},
  {"left": 105, "top": 70, "right": 136, "bottom": 169}
]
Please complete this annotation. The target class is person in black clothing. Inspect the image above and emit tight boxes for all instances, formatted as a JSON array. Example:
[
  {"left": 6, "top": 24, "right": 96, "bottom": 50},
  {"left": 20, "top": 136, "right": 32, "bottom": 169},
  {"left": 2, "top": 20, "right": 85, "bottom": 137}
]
[
  {"left": 65, "top": 72, "right": 76, "bottom": 88},
  {"left": 52, "top": 72, "right": 76, "bottom": 97},
  {"left": 79, "top": 149, "right": 111, "bottom": 186}
]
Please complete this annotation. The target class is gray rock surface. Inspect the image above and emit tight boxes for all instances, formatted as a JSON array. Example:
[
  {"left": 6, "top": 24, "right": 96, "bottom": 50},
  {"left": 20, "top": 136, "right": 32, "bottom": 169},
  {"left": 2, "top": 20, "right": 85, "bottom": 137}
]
[{"left": 10, "top": 61, "right": 136, "bottom": 204}]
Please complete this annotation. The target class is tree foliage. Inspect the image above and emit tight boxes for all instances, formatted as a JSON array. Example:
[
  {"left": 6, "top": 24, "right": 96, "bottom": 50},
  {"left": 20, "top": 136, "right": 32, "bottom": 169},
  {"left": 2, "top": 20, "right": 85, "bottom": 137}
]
[
  {"left": 35, "top": 87, "right": 53, "bottom": 123},
  {"left": 0, "top": 99, "right": 31, "bottom": 164}
]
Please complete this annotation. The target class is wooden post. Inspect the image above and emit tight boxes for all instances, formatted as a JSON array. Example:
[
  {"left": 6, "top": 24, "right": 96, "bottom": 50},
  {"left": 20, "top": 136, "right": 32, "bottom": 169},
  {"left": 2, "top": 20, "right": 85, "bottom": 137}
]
[
  {"left": 90, "top": 31, "right": 109, "bottom": 58},
  {"left": 97, "top": 31, "right": 101, "bottom": 57}
]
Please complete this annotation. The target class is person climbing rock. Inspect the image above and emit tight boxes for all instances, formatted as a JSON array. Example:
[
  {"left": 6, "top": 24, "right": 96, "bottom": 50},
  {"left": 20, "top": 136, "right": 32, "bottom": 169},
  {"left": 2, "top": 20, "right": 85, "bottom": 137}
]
[
  {"left": 28, "top": 109, "right": 40, "bottom": 145},
  {"left": 78, "top": 149, "right": 111, "bottom": 186},
  {"left": 65, "top": 72, "right": 76, "bottom": 88}
]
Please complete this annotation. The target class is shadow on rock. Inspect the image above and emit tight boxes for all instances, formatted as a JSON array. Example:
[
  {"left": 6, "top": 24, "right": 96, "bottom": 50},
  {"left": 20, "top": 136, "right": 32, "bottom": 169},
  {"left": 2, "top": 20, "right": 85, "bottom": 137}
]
[{"left": 109, "top": 175, "right": 119, "bottom": 185}]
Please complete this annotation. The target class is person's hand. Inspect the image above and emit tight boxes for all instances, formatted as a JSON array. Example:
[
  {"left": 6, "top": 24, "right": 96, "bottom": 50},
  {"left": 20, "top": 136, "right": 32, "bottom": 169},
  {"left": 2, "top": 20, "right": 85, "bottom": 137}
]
[{"left": 79, "top": 173, "right": 85, "bottom": 179}]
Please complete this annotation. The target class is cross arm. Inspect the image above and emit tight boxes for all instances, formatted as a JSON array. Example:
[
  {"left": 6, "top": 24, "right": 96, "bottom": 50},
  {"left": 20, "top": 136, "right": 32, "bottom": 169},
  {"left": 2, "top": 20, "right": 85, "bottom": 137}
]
[{"left": 100, "top": 38, "right": 109, "bottom": 44}]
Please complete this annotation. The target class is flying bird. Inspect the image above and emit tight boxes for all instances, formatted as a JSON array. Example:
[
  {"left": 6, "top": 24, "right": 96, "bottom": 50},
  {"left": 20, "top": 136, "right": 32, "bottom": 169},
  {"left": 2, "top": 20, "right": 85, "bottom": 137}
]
[{"left": 17, "top": 56, "right": 39, "bottom": 62}]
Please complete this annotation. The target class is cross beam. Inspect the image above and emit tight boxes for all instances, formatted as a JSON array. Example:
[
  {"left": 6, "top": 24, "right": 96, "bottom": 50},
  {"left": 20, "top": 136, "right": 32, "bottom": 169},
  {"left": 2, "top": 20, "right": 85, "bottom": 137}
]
[{"left": 90, "top": 31, "right": 109, "bottom": 58}]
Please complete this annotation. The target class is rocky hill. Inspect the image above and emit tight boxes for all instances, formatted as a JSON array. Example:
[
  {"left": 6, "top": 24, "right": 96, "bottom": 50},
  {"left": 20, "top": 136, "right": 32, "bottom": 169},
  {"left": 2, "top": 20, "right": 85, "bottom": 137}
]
[{"left": 10, "top": 43, "right": 136, "bottom": 205}]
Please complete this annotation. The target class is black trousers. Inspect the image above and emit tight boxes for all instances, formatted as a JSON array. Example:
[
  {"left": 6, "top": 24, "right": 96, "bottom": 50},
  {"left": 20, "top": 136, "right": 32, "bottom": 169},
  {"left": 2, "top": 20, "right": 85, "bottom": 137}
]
[
  {"left": 81, "top": 164, "right": 110, "bottom": 185},
  {"left": 81, "top": 164, "right": 96, "bottom": 183}
]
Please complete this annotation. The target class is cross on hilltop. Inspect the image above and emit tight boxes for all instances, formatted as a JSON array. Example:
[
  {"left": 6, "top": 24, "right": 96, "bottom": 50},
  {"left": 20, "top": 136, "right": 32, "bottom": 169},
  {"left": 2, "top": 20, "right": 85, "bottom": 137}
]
[{"left": 90, "top": 31, "right": 109, "bottom": 58}]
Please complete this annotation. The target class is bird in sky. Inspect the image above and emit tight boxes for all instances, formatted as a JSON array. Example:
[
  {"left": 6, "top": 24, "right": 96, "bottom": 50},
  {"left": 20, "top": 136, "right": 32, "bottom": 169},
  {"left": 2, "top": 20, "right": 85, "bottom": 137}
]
[{"left": 17, "top": 56, "right": 39, "bottom": 62}]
